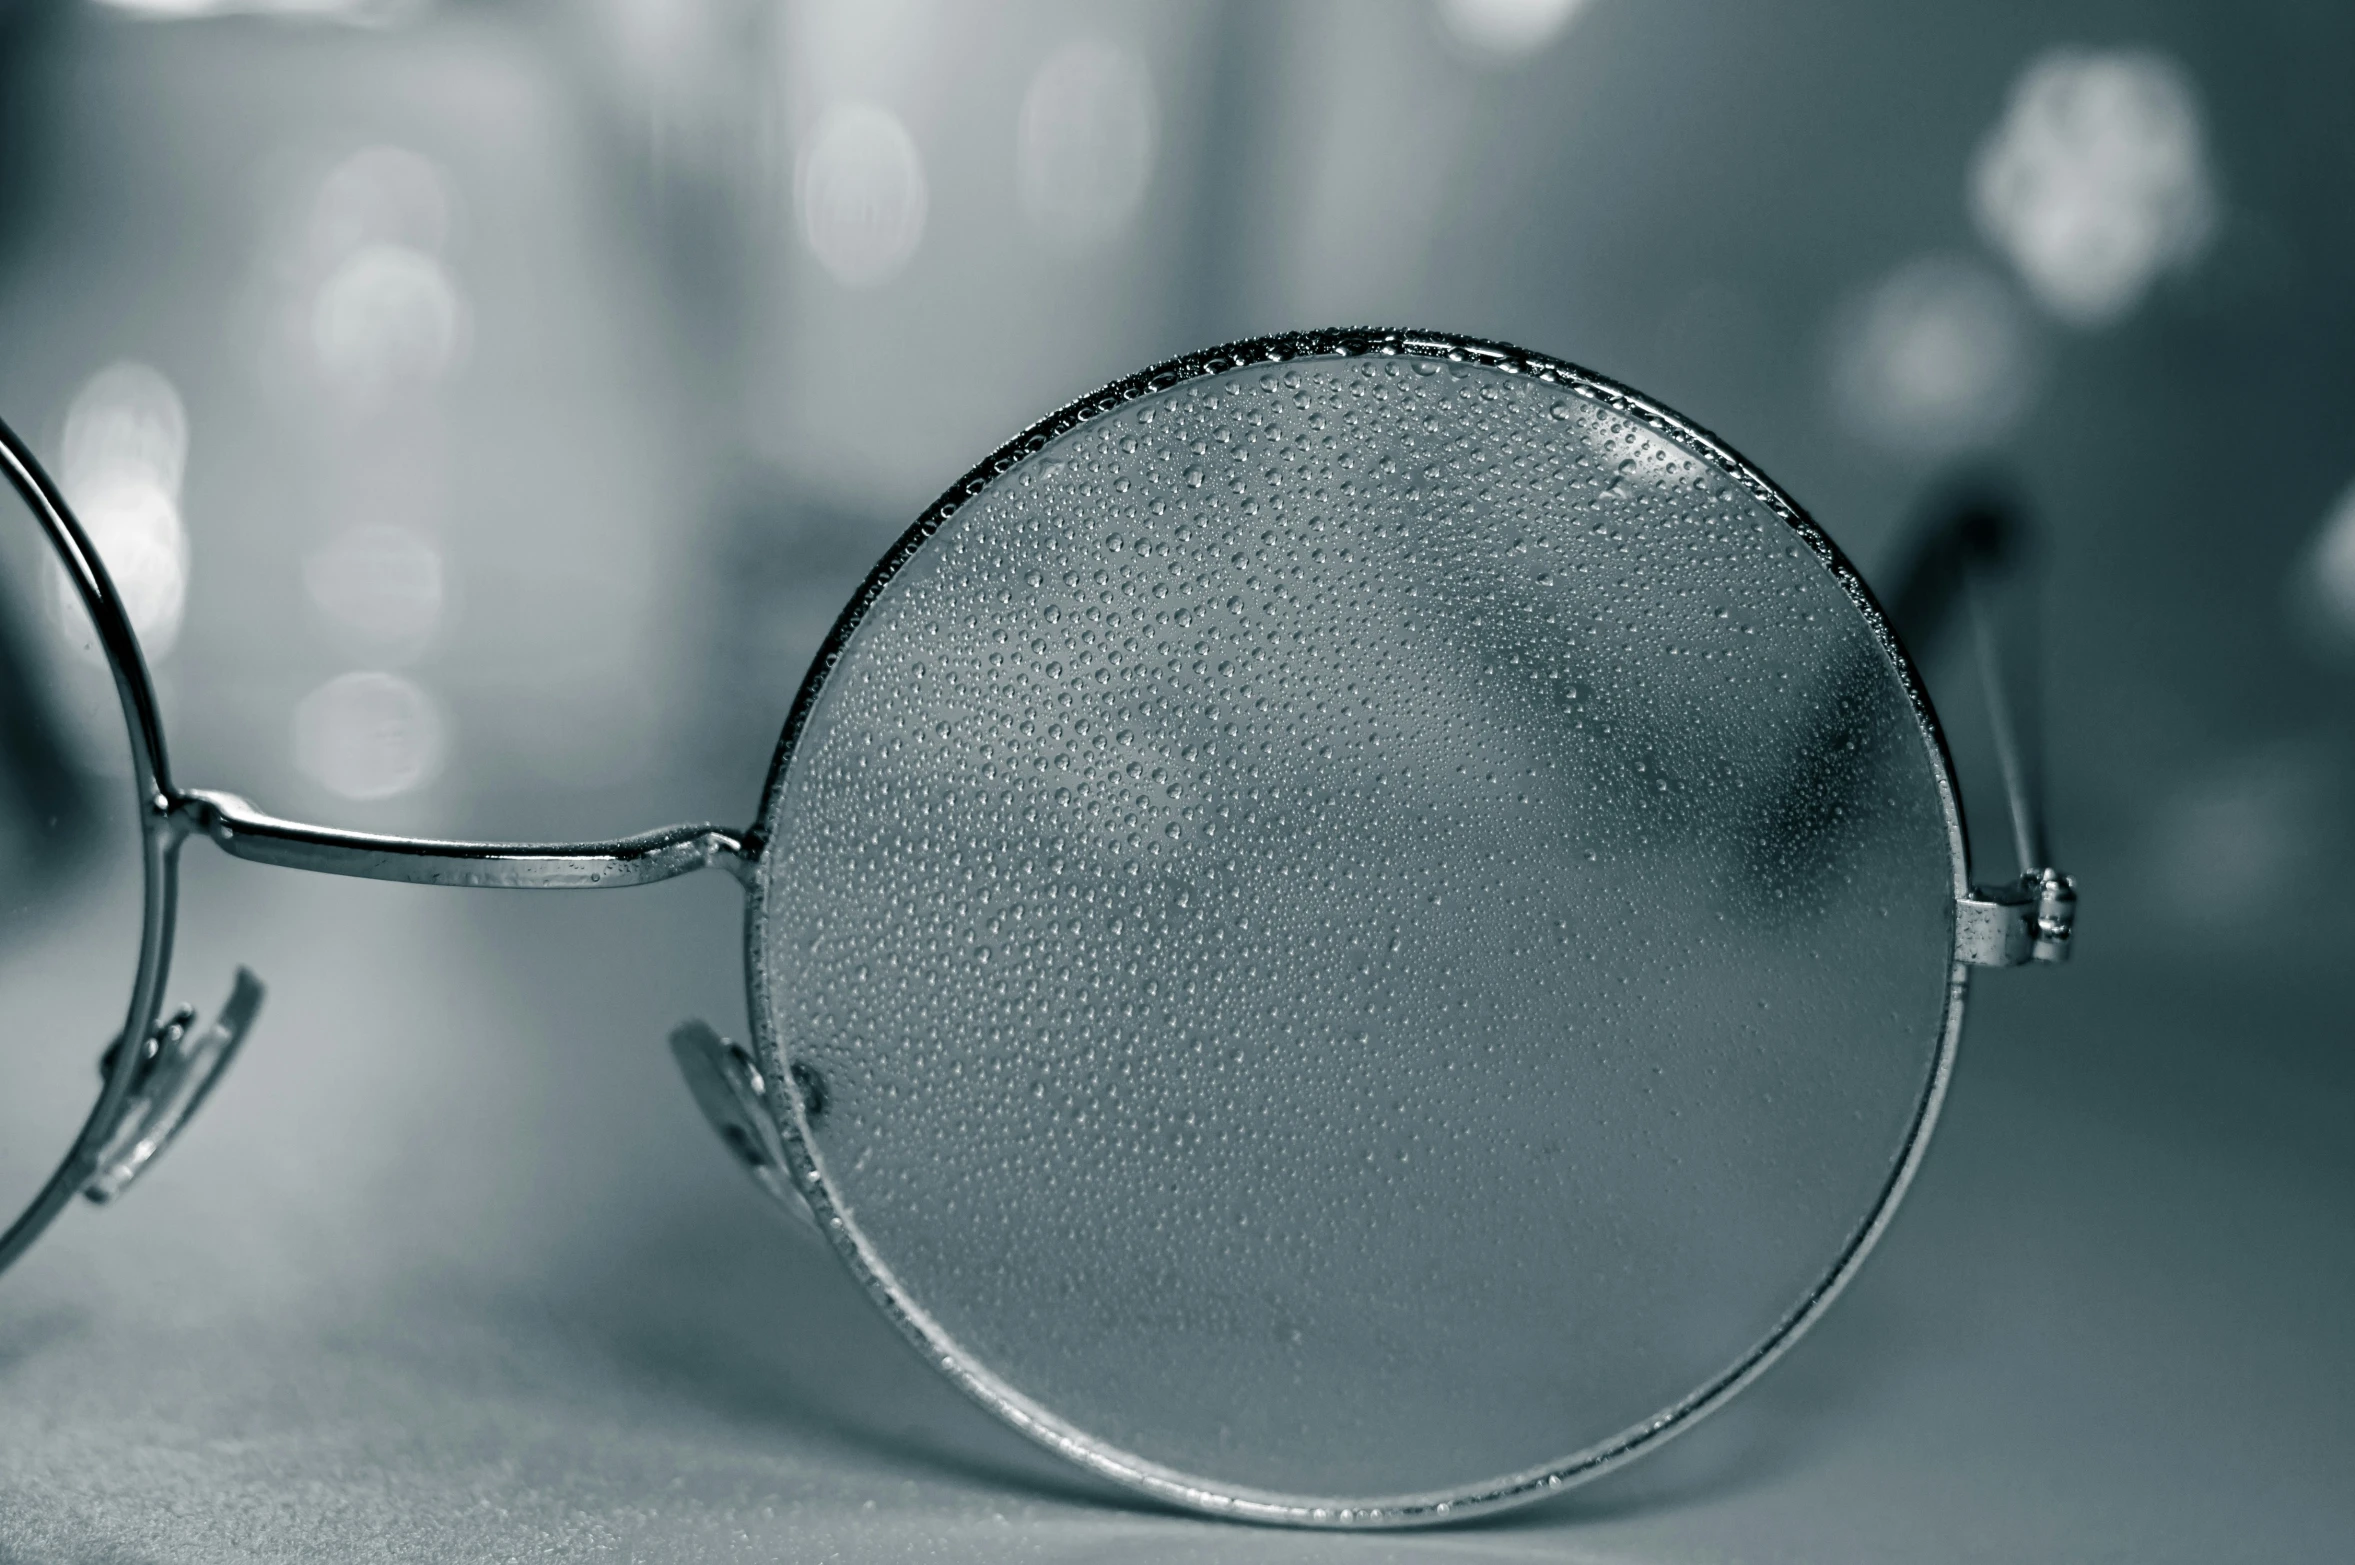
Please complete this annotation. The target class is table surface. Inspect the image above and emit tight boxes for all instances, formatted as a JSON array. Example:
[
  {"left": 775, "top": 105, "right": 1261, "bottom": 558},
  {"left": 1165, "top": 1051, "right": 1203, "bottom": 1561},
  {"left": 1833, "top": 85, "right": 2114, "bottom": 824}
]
[{"left": 1, "top": 855, "right": 2346, "bottom": 1564}]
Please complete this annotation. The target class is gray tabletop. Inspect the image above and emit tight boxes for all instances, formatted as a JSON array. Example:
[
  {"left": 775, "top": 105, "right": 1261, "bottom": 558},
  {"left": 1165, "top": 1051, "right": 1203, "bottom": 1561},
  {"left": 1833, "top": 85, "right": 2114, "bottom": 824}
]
[{"left": 3, "top": 861, "right": 2345, "bottom": 1562}]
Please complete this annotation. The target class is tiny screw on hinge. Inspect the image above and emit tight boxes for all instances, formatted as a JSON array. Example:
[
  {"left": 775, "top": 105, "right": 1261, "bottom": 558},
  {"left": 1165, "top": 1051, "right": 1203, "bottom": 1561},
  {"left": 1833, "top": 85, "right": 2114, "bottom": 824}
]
[{"left": 2030, "top": 867, "right": 2075, "bottom": 964}]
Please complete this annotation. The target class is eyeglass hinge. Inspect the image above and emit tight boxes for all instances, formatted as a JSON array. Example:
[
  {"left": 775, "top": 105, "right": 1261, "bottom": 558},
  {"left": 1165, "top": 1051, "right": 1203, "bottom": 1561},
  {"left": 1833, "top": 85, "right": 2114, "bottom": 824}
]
[{"left": 1957, "top": 869, "right": 2076, "bottom": 968}]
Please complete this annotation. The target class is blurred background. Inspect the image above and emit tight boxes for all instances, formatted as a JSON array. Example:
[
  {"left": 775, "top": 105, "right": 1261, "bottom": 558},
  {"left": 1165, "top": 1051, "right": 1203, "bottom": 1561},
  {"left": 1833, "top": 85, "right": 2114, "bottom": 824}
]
[{"left": 0, "top": 2, "right": 2348, "bottom": 1560}]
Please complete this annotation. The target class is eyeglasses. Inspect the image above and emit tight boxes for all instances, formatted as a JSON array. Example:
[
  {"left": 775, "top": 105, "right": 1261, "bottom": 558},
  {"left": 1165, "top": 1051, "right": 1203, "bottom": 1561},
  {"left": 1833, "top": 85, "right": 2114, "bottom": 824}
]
[{"left": 0, "top": 329, "right": 2072, "bottom": 1529}]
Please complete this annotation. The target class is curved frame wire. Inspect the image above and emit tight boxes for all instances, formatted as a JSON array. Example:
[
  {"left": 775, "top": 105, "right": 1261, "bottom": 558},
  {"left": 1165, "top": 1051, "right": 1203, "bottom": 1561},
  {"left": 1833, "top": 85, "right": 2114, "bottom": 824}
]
[
  {"left": 742, "top": 328, "right": 1975, "bottom": 1529},
  {"left": 0, "top": 419, "right": 746, "bottom": 1273},
  {"left": 0, "top": 421, "right": 185, "bottom": 1275}
]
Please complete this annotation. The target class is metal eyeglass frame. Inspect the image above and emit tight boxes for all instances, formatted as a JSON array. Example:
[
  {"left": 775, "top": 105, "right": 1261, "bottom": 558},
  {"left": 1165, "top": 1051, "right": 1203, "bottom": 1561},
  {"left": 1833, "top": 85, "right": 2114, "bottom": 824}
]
[
  {"left": 0, "top": 413, "right": 739, "bottom": 1277},
  {"left": 0, "top": 328, "right": 2076, "bottom": 1519}
]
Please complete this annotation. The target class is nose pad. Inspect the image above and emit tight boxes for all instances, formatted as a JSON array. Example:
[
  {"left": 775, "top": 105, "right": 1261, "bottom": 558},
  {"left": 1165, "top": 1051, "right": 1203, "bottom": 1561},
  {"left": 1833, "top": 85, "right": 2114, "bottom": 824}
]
[
  {"left": 667, "top": 1020, "right": 820, "bottom": 1234},
  {"left": 83, "top": 967, "right": 266, "bottom": 1205}
]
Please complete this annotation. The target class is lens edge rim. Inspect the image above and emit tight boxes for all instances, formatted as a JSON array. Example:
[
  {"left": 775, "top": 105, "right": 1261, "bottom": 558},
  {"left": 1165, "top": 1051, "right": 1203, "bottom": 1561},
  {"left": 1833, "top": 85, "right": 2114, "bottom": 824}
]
[{"left": 738, "top": 328, "right": 1973, "bottom": 1528}]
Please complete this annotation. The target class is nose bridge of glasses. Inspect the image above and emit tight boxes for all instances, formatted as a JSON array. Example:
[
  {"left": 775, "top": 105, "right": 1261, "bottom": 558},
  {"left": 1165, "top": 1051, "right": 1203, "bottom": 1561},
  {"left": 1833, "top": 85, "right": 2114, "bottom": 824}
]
[
  {"left": 667, "top": 1020, "right": 820, "bottom": 1234},
  {"left": 174, "top": 789, "right": 755, "bottom": 890}
]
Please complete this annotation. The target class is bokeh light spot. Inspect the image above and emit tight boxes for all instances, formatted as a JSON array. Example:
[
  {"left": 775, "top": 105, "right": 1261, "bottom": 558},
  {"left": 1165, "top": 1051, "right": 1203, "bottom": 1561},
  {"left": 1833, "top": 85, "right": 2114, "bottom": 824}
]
[
  {"left": 798, "top": 101, "right": 927, "bottom": 288},
  {"left": 53, "top": 362, "right": 192, "bottom": 659},
  {"left": 1971, "top": 47, "right": 2216, "bottom": 328},
  {"left": 293, "top": 670, "right": 448, "bottom": 801},
  {"left": 2293, "top": 478, "right": 2355, "bottom": 659},
  {"left": 310, "top": 242, "right": 469, "bottom": 400},
  {"left": 60, "top": 361, "right": 186, "bottom": 498},
  {"left": 308, "top": 144, "right": 454, "bottom": 266},
  {"left": 303, "top": 524, "right": 445, "bottom": 662},
  {"left": 1432, "top": 0, "right": 1590, "bottom": 62},
  {"left": 1828, "top": 255, "right": 2037, "bottom": 457}
]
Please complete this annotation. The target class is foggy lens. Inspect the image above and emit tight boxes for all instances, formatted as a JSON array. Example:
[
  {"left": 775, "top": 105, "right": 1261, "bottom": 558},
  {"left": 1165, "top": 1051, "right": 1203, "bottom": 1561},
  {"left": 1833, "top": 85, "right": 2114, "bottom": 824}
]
[
  {"left": 0, "top": 483, "right": 148, "bottom": 1243},
  {"left": 755, "top": 347, "right": 1962, "bottom": 1508}
]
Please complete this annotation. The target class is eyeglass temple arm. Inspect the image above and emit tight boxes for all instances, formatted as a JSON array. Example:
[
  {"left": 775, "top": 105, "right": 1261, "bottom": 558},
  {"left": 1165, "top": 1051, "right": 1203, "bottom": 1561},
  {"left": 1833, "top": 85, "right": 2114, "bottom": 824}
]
[
  {"left": 175, "top": 789, "right": 756, "bottom": 889},
  {"left": 1883, "top": 484, "right": 2074, "bottom": 967}
]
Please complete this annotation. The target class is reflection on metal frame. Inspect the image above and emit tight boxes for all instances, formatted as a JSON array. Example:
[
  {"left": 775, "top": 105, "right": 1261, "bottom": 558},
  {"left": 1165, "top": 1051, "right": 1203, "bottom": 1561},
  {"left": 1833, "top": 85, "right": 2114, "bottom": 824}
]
[{"left": 178, "top": 789, "right": 752, "bottom": 889}]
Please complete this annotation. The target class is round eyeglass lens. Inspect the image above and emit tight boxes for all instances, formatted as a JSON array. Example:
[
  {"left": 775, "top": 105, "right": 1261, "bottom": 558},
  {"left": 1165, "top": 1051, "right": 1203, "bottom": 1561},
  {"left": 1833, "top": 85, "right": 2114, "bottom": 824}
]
[
  {"left": 753, "top": 345, "right": 1963, "bottom": 1516},
  {"left": 0, "top": 481, "right": 147, "bottom": 1250}
]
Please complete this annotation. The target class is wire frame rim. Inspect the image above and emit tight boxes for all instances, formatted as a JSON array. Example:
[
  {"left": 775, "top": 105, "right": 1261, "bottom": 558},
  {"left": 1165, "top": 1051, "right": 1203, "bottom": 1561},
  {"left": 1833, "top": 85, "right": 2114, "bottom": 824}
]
[
  {"left": 740, "top": 327, "right": 1971, "bottom": 1528},
  {"left": 0, "top": 418, "right": 182, "bottom": 1279}
]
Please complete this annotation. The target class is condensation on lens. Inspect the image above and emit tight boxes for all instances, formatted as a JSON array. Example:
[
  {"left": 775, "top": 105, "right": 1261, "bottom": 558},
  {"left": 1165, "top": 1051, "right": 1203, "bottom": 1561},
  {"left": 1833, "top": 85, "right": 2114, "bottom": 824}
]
[
  {"left": 753, "top": 351, "right": 1961, "bottom": 1506},
  {"left": 0, "top": 482, "right": 147, "bottom": 1242}
]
